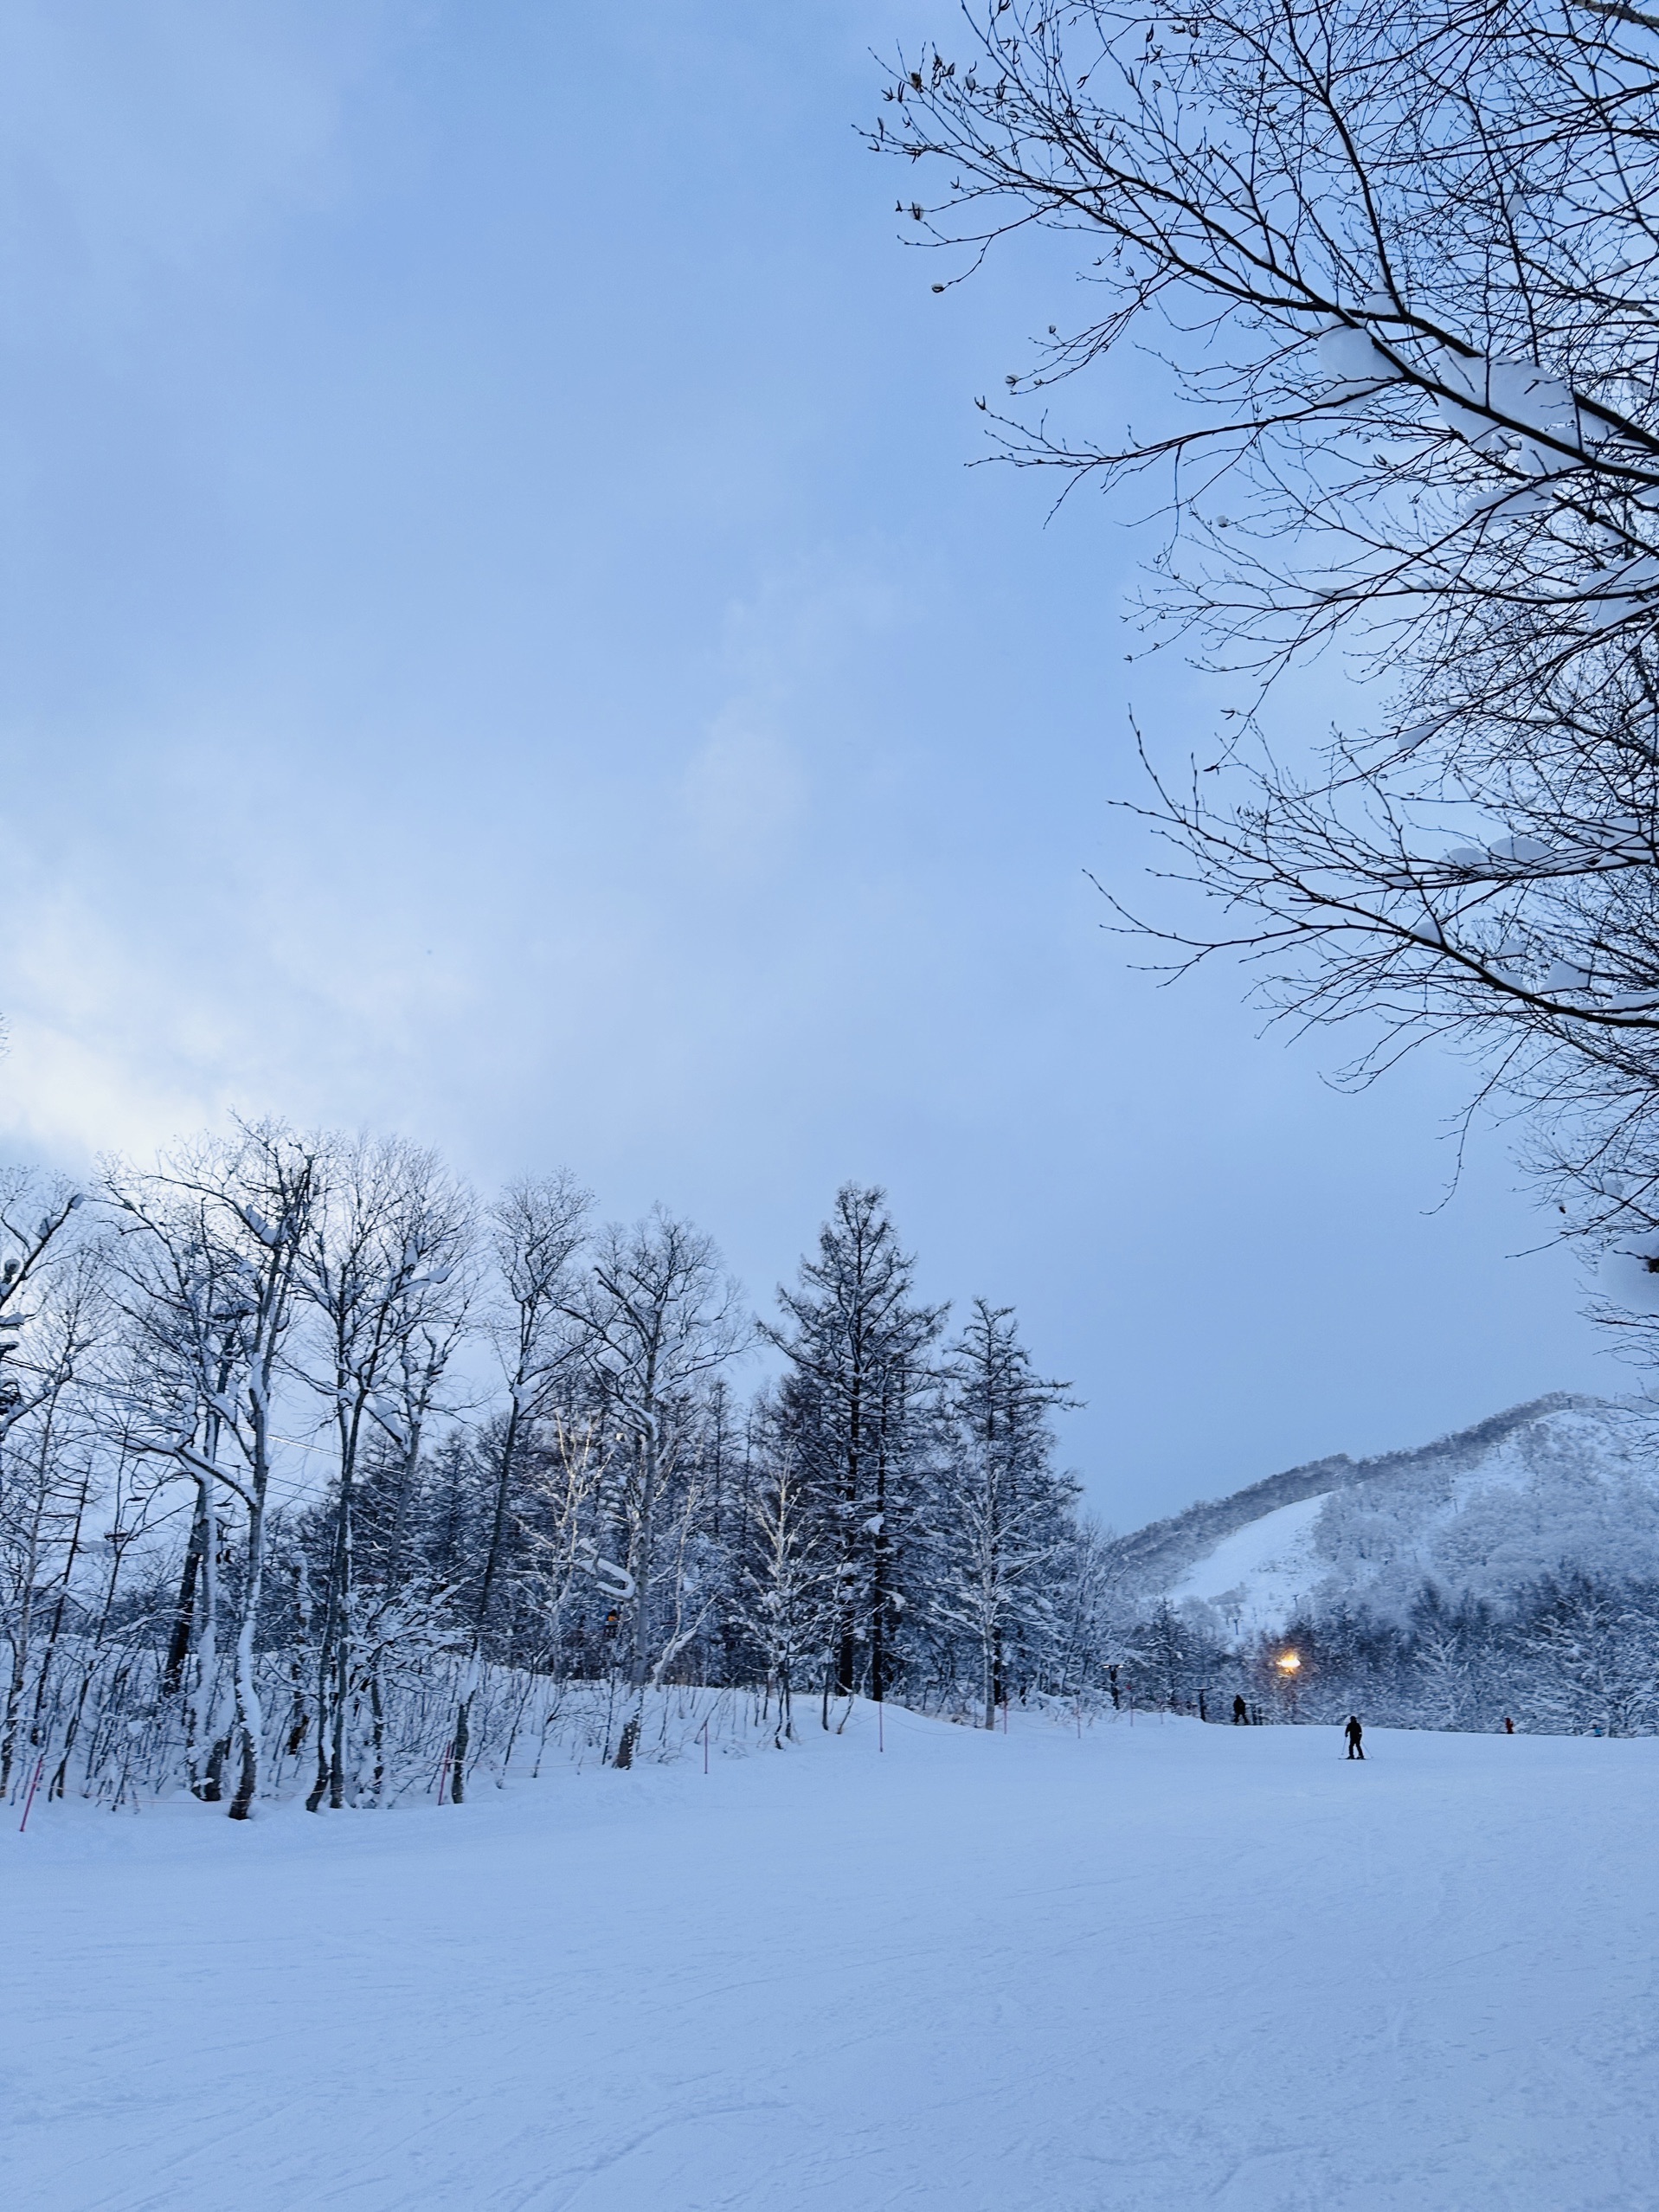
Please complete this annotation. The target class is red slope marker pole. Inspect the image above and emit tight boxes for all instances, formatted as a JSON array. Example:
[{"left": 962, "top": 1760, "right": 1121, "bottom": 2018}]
[{"left": 18, "top": 1753, "right": 46, "bottom": 1833}]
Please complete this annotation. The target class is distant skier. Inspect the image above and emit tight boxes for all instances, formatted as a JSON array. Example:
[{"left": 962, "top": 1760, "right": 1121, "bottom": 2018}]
[
  {"left": 1232, "top": 1694, "right": 1248, "bottom": 1726},
  {"left": 1344, "top": 1714, "right": 1365, "bottom": 1760},
  {"left": 1503, "top": 1716, "right": 1514, "bottom": 1735}
]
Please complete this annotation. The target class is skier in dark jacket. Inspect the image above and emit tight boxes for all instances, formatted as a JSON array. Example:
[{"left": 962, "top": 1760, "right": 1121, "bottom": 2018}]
[
  {"left": 1344, "top": 1715, "right": 1365, "bottom": 1760},
  {"left": 1232, "top": 1694, "right": 1248, "bottom": 1726}
]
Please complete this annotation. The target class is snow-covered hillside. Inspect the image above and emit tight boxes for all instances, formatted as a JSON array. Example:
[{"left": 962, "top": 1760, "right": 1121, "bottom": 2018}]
[
  {"left": 1116, "top": 1393, "right": 1659, "bottom": 1629},
  {"left": 5, "top": 1707, "right": 1656, "bottom": 2210}
]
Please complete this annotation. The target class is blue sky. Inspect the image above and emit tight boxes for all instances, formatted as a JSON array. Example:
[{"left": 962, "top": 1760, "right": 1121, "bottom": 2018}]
[{"left": 0, "top": 1, "right": 1617, "bottom": 1525}]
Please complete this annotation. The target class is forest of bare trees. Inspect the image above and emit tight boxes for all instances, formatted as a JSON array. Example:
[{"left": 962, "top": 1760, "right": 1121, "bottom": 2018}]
[
  {"left": 0, "top": 1128, "right": 1111, "bottom": 1817},
  {"left": 6, "top": 1115, "right": 1656, "bottom": 1820}
]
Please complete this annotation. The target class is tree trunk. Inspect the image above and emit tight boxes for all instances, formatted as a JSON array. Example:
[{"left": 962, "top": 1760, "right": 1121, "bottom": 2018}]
[
  {"left": 871, "top": 1430, "right": 892, "bottom": 1705},
  {"left": 228, "top": 1469, "right": 269, "bottom": 1821},
  {"left": 612, "top": 1707, "right": 641, "bottom": 1769},
  {"left": 613, "top": 1403, "right": 659, "bottom": 1772},
  {"left": 186, "top": 1483, "right": 223, "bottom": 1800},
  {"left": 452, "top": 1399, "right": 522, "bottom": 1806},
  {"left": 306, "top": 1467, "right": 353, "bottom": 1813},
  {"left": 161, "top": 1493, "right": 207, "bottom": 1698}
]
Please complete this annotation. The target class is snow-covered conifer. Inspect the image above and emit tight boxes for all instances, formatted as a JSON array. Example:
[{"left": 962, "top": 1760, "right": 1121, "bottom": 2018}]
[
  {"left": 766, "top": 1186, "right": 944, "bottom": 1722},
  {"left": 928, "top": 1299, "right": 1077, "bottom": 1727}
]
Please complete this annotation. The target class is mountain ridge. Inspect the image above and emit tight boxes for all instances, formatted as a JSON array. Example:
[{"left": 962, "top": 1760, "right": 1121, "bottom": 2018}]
[{"left": 1109, "top": 1392, "right": 1617, "bottom": 1609}]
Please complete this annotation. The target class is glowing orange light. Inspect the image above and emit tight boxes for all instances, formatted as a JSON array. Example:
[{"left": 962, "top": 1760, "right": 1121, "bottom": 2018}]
[{"left": 1276, "top": 1651, "right": 1302, "bottom": 1674}]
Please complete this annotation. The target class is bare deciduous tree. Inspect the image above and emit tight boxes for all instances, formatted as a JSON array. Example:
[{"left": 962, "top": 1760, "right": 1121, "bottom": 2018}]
[
  {"left": 299, "top": 1135, "right": 473, "bottom": 1810},
  {"left": 0, "top": 1184, "right": 100, "bottom": 1797},
  {"left": 734, "top": 1401, "right": 828, "bottom": 1746},
  {"left": 448, "top": 1172, "right": 588, "bottom": 1803},
  {"left": 573, "top": 1207, "right": 749, "bottom": 1768},
  {"left": 108, "top": 1123, "right": 324, "bottom": 1818},
  {"left": 880, "top": 0, "right": 1659, "bottom": 1255}
]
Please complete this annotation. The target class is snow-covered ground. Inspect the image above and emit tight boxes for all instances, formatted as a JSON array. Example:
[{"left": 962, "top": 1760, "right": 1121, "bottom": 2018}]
[{"left": 5, "top": 1705, "right": 1656, "bottom": 2211}]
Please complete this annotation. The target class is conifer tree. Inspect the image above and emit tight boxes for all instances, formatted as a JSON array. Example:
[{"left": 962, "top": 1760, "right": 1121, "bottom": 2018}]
[
  {"left": 766, "top": 1186, "right": 944, "bottom": 1720},
  {"left": 932, "top": 1300, "right": 1077, "bottom": 1727}
]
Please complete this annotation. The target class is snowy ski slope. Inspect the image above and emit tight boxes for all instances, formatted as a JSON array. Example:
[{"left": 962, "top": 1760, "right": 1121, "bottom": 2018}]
[
  {"left": 1169, "top": 1490, "right": 1329, "bottom": 1629},
  {"left": 4, "top": 1703, "right": 1656, "bottom": 2211}
]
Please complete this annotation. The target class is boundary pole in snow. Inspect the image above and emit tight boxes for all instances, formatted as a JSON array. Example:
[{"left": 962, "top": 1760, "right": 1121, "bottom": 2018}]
[
  {"left": 17, "top": 1754, "right": 45, "bottom": 1833},
  {"left": 878, "top": 1701, "right": 884, "bottom": 1754},
  {"left": 700, "top": 1715, "right": 710, "bottom": 1774},
  {"left": 437, "top": 1739, "right": 454, "bottom": 1806}
]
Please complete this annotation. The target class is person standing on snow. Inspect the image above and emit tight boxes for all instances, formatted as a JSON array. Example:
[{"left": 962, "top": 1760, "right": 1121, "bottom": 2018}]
[
  {"left": 1344, "top": 1715, "right": 1365, "bottom": 1760},
  {"left": 1232, "top": 1694, "right": 1248, "bottom": 1726}
]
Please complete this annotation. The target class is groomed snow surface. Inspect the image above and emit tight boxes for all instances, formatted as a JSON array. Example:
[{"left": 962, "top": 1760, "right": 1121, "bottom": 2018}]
[{"left": 5, "top": 1706, "right": 1655, "bottom": 2211}]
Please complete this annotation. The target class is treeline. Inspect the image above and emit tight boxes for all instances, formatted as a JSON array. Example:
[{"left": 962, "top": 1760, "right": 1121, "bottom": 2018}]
[
  {"left": 0, "top": 1125, "right": 1125, "bottom": 1818},
  {"left": 1116, "top": 1579, "right": 1659, "bottom": 1738}
]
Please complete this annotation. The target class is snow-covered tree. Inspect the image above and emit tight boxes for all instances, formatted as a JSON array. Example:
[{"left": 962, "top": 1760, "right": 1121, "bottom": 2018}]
[
  {"left": 732, "top": 1392, "right": 831, "bottom": 1744},
  {"left": 570, "top": 1207, "right": 749, "bottom": 1767},
  {"left": 0, "top": 1186, "right": 105, "bottom": 1799},
  {"left": 929, "top": 1300, "right": 1077, "bottom": 1727},
  {"left": 1514, "top": 1572, "right": 1659, "bottom": 1736},
  {"left": 447, "top": 1171, "right": 585, "bottom": 1802},
  {"left": 299, "top": 1135, "right": 473, "bottom": 1810},
  {"left": 107, "top": 1123, "right": 324, "bottom": 1818},
  {"left": 766, "top": 1186, "right": 944, "bottom": 1720}
]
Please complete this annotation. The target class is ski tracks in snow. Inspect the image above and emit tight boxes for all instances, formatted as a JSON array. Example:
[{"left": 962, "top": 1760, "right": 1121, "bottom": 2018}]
[{"left": 4, "top": 1708, "right": 1659, "bottom": 2210}]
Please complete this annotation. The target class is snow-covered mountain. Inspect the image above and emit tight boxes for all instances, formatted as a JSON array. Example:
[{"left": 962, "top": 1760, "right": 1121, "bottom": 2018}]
[{"left": 1114, "top": 1393, "right": 1659, "bottom": 1630}]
